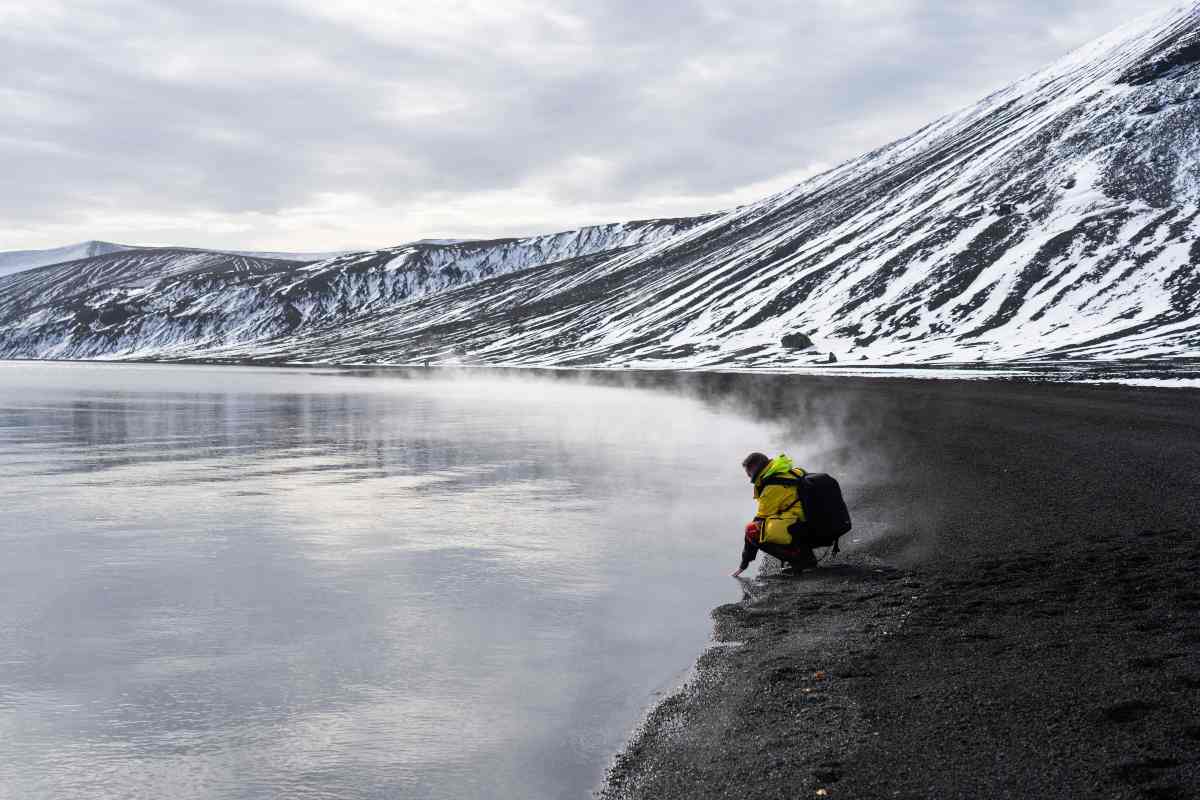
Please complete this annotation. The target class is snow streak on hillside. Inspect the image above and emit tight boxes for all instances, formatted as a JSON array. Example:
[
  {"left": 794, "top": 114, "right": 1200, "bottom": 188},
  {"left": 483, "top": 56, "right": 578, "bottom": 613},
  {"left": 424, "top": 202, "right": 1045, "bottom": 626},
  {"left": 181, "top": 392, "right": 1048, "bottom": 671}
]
[{"left": 1, "top": 3, "right": 1199, "bottom": 368}]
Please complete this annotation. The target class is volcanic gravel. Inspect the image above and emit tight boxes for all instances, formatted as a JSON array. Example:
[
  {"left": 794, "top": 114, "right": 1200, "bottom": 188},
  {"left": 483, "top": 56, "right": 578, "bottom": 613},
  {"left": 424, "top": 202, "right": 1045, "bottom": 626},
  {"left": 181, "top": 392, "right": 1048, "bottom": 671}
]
[{"left": 599, "top": 375, "right": 1200, "bottom": 800}]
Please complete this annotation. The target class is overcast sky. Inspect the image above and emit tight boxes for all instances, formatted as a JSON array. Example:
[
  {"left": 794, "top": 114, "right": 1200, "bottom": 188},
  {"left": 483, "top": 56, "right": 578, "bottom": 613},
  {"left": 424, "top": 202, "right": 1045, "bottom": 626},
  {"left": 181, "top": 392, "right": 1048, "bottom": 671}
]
[{"left": 0, "top": 0, "right": 1173, "bottom": 252}]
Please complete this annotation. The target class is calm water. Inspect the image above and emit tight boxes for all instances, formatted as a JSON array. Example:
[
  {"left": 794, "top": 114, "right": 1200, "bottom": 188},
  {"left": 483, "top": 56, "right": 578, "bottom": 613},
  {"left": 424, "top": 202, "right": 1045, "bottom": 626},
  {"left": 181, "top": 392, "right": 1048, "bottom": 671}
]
[{"left": 0, "top": 362, "right": 782, "bottom": 800}]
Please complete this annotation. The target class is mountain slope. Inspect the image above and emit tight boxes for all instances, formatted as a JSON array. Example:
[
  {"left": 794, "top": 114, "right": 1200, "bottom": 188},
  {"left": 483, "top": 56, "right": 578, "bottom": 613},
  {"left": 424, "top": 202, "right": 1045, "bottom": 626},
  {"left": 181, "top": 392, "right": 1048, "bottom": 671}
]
[
  {"left": 1, "top": 3, "right": 1198, "bottom": 367},
  {"left": 0, "top": 241, "right": 134, "bottom": 278}
]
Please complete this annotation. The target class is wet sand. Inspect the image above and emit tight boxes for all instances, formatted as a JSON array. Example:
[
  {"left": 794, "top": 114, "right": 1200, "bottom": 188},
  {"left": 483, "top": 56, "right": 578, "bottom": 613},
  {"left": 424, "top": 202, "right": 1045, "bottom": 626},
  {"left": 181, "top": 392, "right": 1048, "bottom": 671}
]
[{"left": 599, "top": 376, "right": 1200, "bottom": 799}]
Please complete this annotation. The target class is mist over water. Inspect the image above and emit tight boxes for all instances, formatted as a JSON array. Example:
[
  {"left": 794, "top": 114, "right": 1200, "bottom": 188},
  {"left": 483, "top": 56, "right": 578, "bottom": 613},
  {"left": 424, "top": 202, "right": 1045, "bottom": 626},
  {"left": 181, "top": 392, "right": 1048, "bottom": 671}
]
[{"left": 0, "top": 362, "right": 800, "bottom": 800}]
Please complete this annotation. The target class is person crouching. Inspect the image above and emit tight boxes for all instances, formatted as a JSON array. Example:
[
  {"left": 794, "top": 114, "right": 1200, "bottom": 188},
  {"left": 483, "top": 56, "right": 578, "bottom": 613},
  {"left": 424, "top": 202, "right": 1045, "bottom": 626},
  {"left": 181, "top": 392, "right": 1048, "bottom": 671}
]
[{"left": 730, "top": 451, "right": 818, "bottom": 577}]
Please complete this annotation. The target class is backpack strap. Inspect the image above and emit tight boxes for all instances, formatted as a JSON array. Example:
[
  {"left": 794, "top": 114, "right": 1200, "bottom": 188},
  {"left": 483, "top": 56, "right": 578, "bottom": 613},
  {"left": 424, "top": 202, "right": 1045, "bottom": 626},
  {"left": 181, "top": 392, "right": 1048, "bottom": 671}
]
[
  {"left": 758, "top": 469, "right": 806, "bottom": 514},
  {"left": 758, "top": 476, "right": 799, "bottom": 488},
  {"left": 757, "top": 468, "right": 805, "bottom": 489},
  {"left": 815, "top": 537, "right": 841, "bottom": 563}
]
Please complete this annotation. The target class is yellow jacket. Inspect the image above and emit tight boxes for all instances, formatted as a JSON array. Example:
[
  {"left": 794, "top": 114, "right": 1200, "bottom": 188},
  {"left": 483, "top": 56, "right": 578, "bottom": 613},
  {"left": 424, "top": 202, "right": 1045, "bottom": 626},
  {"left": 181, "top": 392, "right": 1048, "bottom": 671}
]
[{"left": 752, "top": 455, "right": 807, "bottom": 546}]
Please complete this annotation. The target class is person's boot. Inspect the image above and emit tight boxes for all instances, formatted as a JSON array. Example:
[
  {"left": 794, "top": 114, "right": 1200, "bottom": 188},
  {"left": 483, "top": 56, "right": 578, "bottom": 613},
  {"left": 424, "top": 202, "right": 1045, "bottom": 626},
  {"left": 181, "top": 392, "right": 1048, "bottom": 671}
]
[{"left": 782, "top": 549, "right": 818, "bottom": 573}]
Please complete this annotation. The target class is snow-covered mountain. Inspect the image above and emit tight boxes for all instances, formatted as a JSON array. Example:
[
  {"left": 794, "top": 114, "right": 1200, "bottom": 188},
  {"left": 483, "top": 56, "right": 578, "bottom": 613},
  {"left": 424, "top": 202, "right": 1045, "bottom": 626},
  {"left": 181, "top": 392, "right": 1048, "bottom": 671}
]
[
  {"left": 2, "top": 3, "right": 1199, "bottom": 367},
  {"left": 0, "top": 219, "right": 708, "bottom": 359},
  {"left": 0, "top": 241, "right": 135, "bottom": 278}
]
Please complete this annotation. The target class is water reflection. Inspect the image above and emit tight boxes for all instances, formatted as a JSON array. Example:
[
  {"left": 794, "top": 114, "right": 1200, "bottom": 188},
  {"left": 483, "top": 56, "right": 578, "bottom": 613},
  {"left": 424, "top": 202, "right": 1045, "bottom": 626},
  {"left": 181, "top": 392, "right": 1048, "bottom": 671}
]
[{"left": 0, "top": 363, "right": 783, "bottom": 800}]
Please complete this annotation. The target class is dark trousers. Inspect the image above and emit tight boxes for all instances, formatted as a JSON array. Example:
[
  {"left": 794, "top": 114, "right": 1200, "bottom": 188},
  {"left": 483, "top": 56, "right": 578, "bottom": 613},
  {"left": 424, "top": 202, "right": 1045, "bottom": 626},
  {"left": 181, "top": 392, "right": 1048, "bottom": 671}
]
[{"left": 759, "top": 541, "right": 815, "bottom": 565}]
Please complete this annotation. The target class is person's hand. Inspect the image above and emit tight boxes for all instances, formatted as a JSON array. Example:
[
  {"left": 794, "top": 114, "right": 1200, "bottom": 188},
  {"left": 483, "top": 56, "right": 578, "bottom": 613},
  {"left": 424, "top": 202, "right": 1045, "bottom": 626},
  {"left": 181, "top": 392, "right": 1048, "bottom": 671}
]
[{"left": 730, "top": 567, "right": 744, "bottom": 577}]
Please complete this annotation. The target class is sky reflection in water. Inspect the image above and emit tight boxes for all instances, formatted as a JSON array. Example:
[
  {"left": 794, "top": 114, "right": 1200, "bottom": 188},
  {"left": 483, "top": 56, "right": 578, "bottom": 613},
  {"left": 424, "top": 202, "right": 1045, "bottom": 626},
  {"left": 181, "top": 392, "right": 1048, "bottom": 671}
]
[{"left": 0, "top": 363, "right": 784, "bottom": 800}]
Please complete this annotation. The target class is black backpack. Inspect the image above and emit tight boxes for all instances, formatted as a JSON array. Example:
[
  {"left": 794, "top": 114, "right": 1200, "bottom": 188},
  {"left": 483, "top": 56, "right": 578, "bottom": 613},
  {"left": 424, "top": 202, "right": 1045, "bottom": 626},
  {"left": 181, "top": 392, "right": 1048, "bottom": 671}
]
[{"left": 761, "top": 470, "right": 853, "bottom": 552}]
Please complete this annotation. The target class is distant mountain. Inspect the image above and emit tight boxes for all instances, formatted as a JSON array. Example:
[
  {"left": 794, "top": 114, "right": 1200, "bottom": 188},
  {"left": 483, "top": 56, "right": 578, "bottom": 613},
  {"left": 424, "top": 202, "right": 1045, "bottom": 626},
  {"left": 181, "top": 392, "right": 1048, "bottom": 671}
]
[
  {"left": 1, "top": 3, "right": 1198, "bottom": 366},
  {"left": 0, "top": 219, "right": 708, "bottom": 360},
  {"left": 0, "top": 241, "right": 134, "bottom": 278},
  {"left": 0, "top": 241, "right": 346, "bottom": 279}
]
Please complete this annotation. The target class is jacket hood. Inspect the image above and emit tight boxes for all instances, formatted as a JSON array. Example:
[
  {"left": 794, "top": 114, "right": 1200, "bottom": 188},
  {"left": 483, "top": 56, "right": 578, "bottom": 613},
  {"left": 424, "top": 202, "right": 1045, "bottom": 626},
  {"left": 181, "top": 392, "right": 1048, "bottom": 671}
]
[{"left": 756, "top": 454, "right": 795, "bottom": 484}]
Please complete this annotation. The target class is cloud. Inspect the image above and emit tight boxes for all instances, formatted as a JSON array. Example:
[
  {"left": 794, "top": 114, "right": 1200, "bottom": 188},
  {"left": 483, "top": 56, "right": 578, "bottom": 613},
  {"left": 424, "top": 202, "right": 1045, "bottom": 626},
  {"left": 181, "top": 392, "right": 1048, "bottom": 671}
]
[{"left": 0, "top": 0, "right": 1171, "bottom": 251}]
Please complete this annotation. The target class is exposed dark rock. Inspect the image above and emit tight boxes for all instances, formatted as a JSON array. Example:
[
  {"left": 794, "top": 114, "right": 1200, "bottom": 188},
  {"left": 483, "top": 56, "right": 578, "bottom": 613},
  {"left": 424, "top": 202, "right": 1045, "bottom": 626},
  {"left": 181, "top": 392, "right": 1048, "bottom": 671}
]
[
  {"left": 1119, "top": 24, "right": 1200, "bottom": 86},
  {"left": 781, "top": 332, "right": 814, "bottom": 351}
]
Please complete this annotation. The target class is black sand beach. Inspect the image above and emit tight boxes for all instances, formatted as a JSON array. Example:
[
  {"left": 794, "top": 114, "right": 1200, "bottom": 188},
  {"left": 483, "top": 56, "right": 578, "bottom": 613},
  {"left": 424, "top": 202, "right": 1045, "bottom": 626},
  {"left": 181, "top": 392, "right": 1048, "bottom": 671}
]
[{"left": 600, "top": 375, "right": 1200, "bottom": 799}]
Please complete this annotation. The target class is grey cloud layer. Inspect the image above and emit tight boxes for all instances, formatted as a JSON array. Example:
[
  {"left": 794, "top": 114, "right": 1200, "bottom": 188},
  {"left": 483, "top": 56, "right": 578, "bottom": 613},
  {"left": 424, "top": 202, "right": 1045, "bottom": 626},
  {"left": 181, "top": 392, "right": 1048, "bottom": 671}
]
[{"left": 0, "top": 0, "right": 1170, "bottom": 249}]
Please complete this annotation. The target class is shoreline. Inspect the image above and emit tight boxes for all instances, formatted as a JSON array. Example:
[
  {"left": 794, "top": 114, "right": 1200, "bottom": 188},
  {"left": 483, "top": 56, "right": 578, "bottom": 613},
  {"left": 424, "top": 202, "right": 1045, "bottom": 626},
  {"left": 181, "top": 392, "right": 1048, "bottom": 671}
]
[
  {"left": 3, "top": 356, "right": 1200, "bottom": 391},
  {"left": 600, "top": 533, "right": 1200, "bottom": 798},
  {"left": 599, "top": 554, "right": 916, "bottom": 799}
]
